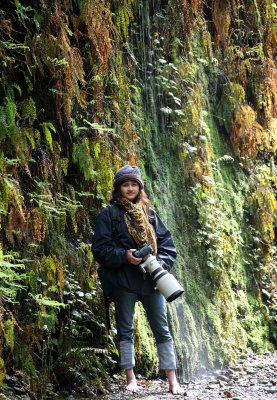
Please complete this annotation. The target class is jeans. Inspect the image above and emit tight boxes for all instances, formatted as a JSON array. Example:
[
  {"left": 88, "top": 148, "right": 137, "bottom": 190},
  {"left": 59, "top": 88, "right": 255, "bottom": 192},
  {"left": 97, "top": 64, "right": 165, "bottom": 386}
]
[{"left": 112, "top": 288, "right": 177, "bottom": 370}]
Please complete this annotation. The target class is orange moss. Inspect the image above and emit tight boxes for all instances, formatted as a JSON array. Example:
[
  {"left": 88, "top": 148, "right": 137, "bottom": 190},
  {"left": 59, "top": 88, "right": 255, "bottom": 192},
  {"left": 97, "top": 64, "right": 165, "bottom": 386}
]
[
  {"left": 232, "top": 105, "right": 272, "bottom": 158},
  {"left": 81, "top": 0, "right": 112, "bottom": 71},
  {"left": 5, "top": 205, "right": 26, "bottom": 244},
  {"left": 264, "top": 65, "right": 277, "bottom": 125},
  {"left": 263, "top": 0, "right": 277, "bottom": 61},
  {"left": 29, "top": 208, "right": 47, "bottom": 243},
  {"left": 122, "top": 117, "right": 139, "bottom": 145},
  {"left": 211, "top": 0, "right": 231, "bottom": 45},
  {"left": 128, "top": 152, "right": 138, "bottom": 165},
  {"left": 182, "top": 0, "right": 203, "bottom": 15}
]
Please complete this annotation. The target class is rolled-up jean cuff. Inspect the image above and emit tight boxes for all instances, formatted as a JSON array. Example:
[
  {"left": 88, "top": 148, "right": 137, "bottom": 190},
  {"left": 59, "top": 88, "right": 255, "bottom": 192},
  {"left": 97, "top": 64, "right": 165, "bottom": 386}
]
[
  {"left": 157, "top": 341, "right": 177, "bottom": 370},
  {"left": 120, "top": 340, "right": 135, "bottom": 369}
]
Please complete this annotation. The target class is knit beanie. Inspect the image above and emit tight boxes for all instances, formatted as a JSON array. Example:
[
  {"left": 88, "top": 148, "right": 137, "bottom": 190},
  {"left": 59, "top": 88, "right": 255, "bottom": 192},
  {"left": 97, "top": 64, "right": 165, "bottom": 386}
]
[{"left": 114, "top": 165, "right": 144, "bottom": 189}]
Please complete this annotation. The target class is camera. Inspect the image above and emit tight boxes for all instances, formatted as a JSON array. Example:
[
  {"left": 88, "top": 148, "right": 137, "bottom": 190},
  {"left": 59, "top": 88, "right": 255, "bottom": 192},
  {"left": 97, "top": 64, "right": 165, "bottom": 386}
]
[{"left": 133, "top": 245, "right": 184, "bottom": 302}]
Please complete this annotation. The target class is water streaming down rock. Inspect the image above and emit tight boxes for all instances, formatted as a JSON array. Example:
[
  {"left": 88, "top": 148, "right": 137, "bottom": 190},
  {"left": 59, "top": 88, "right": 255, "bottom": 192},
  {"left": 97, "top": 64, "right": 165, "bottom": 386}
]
[
  {"left": 136, "top": 1, "right": 171, "bottom": 140},
  {"left": 130, "top": 0, "right": 213, "bottom": 380}
]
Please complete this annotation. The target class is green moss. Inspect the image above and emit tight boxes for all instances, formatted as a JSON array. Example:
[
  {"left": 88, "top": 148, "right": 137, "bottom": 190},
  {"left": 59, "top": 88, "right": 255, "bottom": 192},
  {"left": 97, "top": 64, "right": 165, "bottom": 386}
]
[
  {"left": 41, "top": 255, "right": 57, "bottom": 286},
  {"left": 21, "top": 96, "right": 37, "bottom": 125},
  {"left": 216, "top": 83, "right": 245, "bottom": 132},
  {"left": 113, "top": 1, "right": 135, "bottom": 40},
  {"left": 0, "top": 357, "right": 5, "bottom": 387},
  {"left": 0, "top": 176, "right": 9, "bottom": 215},
  {"left": 4, "top": 319, "right": 14, "bottom": 352}
]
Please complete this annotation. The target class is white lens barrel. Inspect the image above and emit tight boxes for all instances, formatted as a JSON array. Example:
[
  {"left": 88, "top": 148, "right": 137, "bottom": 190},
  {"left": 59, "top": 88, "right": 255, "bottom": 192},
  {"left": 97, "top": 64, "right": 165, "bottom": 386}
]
[{"left": 142, "top": 256, "right": 184, "bottom": 302}]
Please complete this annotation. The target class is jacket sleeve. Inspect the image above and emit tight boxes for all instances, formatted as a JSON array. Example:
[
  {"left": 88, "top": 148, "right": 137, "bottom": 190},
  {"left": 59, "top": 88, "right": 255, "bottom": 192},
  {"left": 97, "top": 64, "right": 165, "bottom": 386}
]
[
  {"left": 153, "top": 212, "right": 177, "bottom": 271},
  {"left": 91, "top": 207, "right": 127, "bottom": 269}
]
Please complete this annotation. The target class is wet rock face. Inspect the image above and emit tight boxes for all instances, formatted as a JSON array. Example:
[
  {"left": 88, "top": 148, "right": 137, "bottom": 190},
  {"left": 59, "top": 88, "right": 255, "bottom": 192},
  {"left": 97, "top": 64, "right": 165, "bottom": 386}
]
[{"left": 99, "top": 352, "right": 277, "bottom": 399}]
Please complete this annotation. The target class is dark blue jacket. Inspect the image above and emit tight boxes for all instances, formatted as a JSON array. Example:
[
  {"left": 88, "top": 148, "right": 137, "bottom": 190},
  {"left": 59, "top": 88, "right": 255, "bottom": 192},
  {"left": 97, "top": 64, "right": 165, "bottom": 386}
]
[{"left": 91, "top": 205, "right": 177, "bottom": 295}]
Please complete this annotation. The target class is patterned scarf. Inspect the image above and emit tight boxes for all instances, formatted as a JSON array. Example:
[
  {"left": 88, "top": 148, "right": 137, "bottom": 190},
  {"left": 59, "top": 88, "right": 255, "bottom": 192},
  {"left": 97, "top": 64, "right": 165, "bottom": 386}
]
[{"left": 117, "top": 198, "right": 157, "bottom": 255}]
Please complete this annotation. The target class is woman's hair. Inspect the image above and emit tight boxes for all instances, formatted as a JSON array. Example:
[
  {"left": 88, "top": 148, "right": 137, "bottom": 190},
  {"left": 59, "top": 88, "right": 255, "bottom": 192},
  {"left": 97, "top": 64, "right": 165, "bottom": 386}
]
[{"left": 110, "top": 187, "right": 151, "bottom": 209}]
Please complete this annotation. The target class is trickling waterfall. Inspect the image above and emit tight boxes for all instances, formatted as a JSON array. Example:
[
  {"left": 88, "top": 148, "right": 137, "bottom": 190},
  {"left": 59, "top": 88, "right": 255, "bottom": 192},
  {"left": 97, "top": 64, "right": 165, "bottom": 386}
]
[{"left": 129, "top": 0, "right": 211, "bottom": 380}]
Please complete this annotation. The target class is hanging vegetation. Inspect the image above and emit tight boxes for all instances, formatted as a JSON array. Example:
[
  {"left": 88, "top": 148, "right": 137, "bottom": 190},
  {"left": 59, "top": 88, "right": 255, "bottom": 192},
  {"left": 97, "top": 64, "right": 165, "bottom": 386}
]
[{"left": 0, "top": 0, "right": 276, "bottom": 398}]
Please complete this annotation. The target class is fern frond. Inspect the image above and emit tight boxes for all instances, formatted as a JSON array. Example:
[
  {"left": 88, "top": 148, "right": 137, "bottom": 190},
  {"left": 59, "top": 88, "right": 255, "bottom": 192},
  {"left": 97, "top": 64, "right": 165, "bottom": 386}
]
[
  {"left": 30, "top": 293, "right": 68, "bottom": 309},
  {"left": 0, "top": 246, "right": 26, "bottom": 303},
  {"left": 42, "top": 122, "right": 56, "bottom": 151}
]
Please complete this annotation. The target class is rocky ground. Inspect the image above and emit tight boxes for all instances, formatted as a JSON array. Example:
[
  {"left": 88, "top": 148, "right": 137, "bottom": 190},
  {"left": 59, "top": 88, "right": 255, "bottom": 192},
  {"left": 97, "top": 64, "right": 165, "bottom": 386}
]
[
  {"left": 1, "top": 351, "right": 276, "bottom": 399},
  {"left": 99, "top": 351, "right": 277, "bottom": 400}
]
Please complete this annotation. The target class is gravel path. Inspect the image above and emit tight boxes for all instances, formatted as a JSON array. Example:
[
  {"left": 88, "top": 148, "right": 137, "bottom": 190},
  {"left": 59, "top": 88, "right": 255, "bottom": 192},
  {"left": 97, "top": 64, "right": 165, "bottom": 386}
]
[{"left": 101, "top": 351, "right": 277, "bottom": 400}]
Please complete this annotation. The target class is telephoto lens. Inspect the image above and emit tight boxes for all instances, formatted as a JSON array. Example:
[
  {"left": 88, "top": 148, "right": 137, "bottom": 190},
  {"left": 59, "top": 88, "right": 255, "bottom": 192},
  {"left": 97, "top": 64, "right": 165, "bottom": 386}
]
[{"left": 134, "top": 245, "right": 184, "bottom": 302}]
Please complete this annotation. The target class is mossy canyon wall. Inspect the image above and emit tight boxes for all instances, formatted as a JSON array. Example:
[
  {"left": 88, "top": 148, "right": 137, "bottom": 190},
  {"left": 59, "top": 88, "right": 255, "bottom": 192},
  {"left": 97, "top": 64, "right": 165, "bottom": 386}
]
[{"left": 0, "top": 0, "right": 276, "bottom": 397}]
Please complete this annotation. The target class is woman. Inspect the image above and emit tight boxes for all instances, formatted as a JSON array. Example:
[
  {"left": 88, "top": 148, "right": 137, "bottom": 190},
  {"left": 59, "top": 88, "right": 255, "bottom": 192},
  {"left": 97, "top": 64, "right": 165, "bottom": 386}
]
[{"left": 91, "top": 165, "right": 184, "bottom": 395}]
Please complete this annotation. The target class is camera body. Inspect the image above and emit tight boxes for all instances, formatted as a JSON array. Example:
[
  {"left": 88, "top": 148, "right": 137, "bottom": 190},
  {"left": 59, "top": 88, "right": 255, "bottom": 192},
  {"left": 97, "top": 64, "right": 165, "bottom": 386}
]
[{"left": 133, "top": 245, "right": 184, "bottom": 302}]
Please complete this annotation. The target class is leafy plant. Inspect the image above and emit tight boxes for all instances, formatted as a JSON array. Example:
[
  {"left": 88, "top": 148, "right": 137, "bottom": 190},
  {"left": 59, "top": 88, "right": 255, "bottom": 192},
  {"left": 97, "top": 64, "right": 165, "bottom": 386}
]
[
  {"left": 30, "top": 293, "right": 67, "bottom": 309},
  {"left": 72, "top": 139, "right": 98, "bottom": 181},
  {"left": 42, "top": 122, "right": 56, "bottom": 152},
  {"left": 0, "top": 245, "right": 26, "bottom": 303}
]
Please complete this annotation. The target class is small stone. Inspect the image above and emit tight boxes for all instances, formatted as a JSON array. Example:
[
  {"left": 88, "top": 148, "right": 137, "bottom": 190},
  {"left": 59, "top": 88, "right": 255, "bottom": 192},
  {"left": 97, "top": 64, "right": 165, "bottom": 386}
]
[
  {"left": 258, "top": 379, "right": 270, "bottom": 384},
  {"left": 218, "top": 375, "right": 230, "bottom": 382},
  {"left": 207, "top": 383, "right": 220, "bottom": 389},
  {"left": 233, "top": 366, "right": 243, "bottom": 372},
  {"left": 245, "top": 368, "right": 256, "bottom": 374},
  {"left": 208, "top": 379, "right": 220, "bottom": 384},
  {"left": 266, "top": 387, "right": 277, "bottom": 393},
  {"left": 223, "top": 389, "right": 233, "bottom": 398}
]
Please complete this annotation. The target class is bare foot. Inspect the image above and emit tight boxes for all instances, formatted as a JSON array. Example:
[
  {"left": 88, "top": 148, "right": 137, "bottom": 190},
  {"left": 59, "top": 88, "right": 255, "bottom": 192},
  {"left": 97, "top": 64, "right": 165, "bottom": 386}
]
[
  {"left": 125, "top": 368, "right": 138, "bottom": 392},
  {"left": 166, "top": 369, "right": 185, "bottom": 395},
  {"left": 169, "top": 380, "right": 185, "bottom": 395}
]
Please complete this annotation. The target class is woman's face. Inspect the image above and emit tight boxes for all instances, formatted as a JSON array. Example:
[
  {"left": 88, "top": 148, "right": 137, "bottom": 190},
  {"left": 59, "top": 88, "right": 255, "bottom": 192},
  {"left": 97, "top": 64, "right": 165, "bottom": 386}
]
[{"left": 120, "top": 180, "right": 140, "bottom": 202}]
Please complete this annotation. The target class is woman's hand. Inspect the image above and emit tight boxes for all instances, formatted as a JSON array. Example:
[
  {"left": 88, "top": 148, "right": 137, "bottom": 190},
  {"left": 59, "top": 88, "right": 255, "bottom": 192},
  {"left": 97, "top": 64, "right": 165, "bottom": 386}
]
[{"left": 127, "top": 249, "right": 142, "bottom": 265}]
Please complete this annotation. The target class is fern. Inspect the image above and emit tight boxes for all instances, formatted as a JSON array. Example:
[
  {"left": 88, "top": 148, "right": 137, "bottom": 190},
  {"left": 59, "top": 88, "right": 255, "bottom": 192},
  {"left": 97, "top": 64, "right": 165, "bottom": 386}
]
[
  {"left": 30, "top": 293, "right": 68, "bottom": 309},
  {"left": 24, "top": 129, "right": 36, "bottom": 149},
  {"left": 0, "top": 247, "right": 26, "bottom": 303},
  {"left": 93, "top": 142, "right": 101, "bottom": 158},
  {"left": 83, "top": 119, "right": 115, "bottom": 132},
  {"left": 0, "top": 40, "right": 30, "bottom": 50},
  {"left": 72, "top": 139, "right": 98, "bottom": 181},
  {"left": 42, "top": 122, "right": 56, "bottom": 151},
  {"left": 12, "top": 84, "right": 22, "bottom": 97}
]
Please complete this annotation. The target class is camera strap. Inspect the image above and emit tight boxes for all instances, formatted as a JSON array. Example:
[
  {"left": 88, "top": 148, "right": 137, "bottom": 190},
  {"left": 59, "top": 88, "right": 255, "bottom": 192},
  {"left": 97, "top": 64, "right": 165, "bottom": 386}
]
[{"left": 107, "top": 205, "right": 121, "bottom": 236}]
